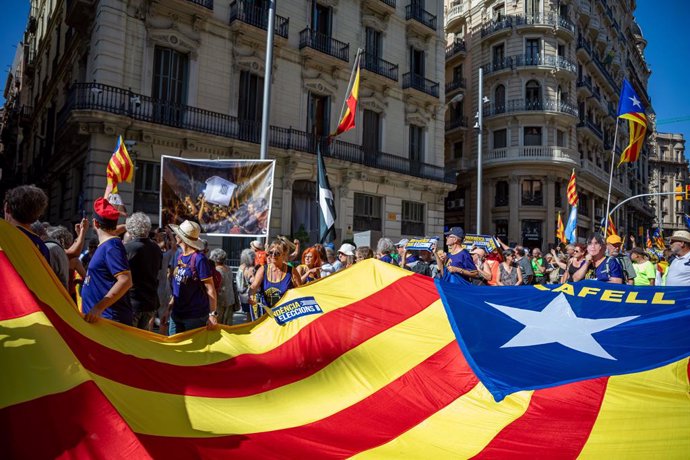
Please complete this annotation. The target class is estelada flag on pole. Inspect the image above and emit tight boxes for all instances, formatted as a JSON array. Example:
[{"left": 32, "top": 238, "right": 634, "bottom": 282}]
[
  {"left": 556, "top": 212, "right": 566, "bottom": 243},
  {"left": 332, "top": 50, "right": 362, "bottom": 137},
  {"left": 617, "top": 79, "right": 647, "bottom": 166},
  {"left": 104, "top": 135, "right": 134, "bottom": 197},
  {"left": 604, "top": 215, "right": 617, "bottom": 238}
]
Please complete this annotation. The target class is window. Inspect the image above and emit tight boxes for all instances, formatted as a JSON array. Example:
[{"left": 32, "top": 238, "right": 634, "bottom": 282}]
[
  {"left": 558, "top": 44, "right": 565, "bottom": 58},
  {"left": 409, "top": 125, "right": 424, "bottom": 164},
  {"left": 492, "top": 44, "right": 505, "bottom": 70},
  {"left": 495, "top": 180, "right": 509, "bottom": 206},
  {"left": 152, "top": 47, "right": 188, "bottom": 124},
  {"left": 522, "top": 179, "right": 543, "bottom": 206},
  {"left": 353, "top": 193, "right": 382, "bottom": 232},
  {"left": 525, "top": 0, "right": 540, "bottom": 16},
  {"left": 555, "top": 181, "right": 562, "bottom": 207},
  {"left": 135, "top": 161, "right": 161, "bottom": 215},
  {"left": 493, "top": 129, "right": 507, "bottom": 148},
  {"left": 291, "top": 180, "right": 319, "bottom": 243},
  {"left": 307, "top": 92, "right": 330, "bottom": 137},
  {"left": 526, "top": 39, "right": 540, "bottom": 65},
  {"left": 452, "top": 141, "right": 463, "bottom": 159},
  {"left": 450, "top": 100, "right": 464, "bottom": 124},
  {"left": 494, "top": 84, "right": 505, "bottom": 113},
  {"left": 556, "top": 129, "right": 566, "bottom": 147},
  {"left": 365, "top": 28, "right": 382, "bottom": 59},
  {"left": 524, "top": 127, "right": 542, "bottom": 146},
  {"left": 452, "top": 64, "right": 463, "bottom": 82},
  {"left": 579, "top": 193, "right": 589, "bottom": 216},
  {"left": 238, "top": 71, "right": 264, "bottom": 142},
  {"left": 410, "top": 47, "right": 425, "bottom": 76},
  {"left": 312, "top": 3, "right": 332, "bottom": 36},
  {"left": 493, "top": 3, "right": 505, "bottom": 20},
  {"left": 362, "top": 109, "right": 381, "bottom": 155},
  {"left": 526, "top": 79, "right": 541, "bottom": 108},
  {"left": 402, "top": 201, "right": 425, "bottom": 235},
  {"left": 495, "top": 219, "right": 508, "bottom": 241}
]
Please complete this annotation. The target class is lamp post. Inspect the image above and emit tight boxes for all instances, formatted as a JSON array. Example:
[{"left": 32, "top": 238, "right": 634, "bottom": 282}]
[
  {"left": 259, "top": 0, "right": 277, "bottom": 160},
  {"left": 476, "top": 66, "right": 484, "bottom": 234}
]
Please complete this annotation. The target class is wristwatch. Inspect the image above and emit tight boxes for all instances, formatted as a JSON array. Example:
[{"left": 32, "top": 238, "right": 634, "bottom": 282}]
[{"left": 209, "top": 311, "right": 218, "bottom": 317}]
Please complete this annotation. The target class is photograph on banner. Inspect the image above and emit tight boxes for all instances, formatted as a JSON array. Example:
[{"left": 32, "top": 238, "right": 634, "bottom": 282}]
[
  {"left": 405, "top": 237, "right": 440, "bottom": 252},
  {"left": 160, "top": 156, "right": 275, "bottom": 237},
  {"left": 462, "top": 234, "right": 500, "bottom": 253}
]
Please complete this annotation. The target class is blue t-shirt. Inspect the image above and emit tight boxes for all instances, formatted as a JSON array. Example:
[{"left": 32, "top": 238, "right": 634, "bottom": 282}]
[
  {"left": 588, "top": 256, "right": 624, "bottom": 282},
  {"left": 18, "top": 226, "right": 50, "bottom": 263},
  {"left": 380, "top": 254, "right": 397, "bottom": 265},
  {"left": 171, "top": 251, "right": 212, "bottom": 319},
  {"left": 82, "top": 238, "right": 132, "bottom": 325},
  {"left": 446, "top": 249, "right": 477, "bottom": 282}
]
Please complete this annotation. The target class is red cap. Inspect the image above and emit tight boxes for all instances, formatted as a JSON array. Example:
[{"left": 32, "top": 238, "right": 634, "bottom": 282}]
[{"left": 93, "top": 197, "right": 121, "bottom": 222}]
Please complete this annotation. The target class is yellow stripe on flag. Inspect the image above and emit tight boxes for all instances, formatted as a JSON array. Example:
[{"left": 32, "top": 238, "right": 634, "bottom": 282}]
[{"left": 90, "top": 300, "right": 454, "bottom": 437}]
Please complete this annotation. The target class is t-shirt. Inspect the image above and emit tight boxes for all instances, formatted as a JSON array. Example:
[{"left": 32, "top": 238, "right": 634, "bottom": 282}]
[
  {"left": 446, "top": 249, "right": 477, "bottom": 282},
  {"left": 82, "top": 238, "right": 132, "bottom": 325},
  {"left": 45, "top": 240, "right": 69, "bottom": 288},
  {"left": 587, "top": 256, "right": 623, "bottom": 282},
  {"left": 516, "top": 256, "right": 534, "bottom": 284},
  {"left": 379, "top": 254, "right": 397, "bottom": 265},
  {"left": 18, "top": 226, "right": 50, "bottom": 263},
  {"left": 531, "top": 257, "right": 545, "bottom": 278},
  {"left": 125, "top": 238, "right": 163, "bottom": 312},
  {"left": 171, "top": 251, "right": 212, "bottom": 320},
  {"left": 665, "top": 252, "right": 690, "bottom": 287},
  {"left": 632, "top": 260, "right": 656, "bottom": 286}
]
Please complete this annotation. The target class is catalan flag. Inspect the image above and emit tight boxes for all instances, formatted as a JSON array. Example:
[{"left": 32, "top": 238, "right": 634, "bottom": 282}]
[
  {"left": 556, "top": 212, "right": 566, "bottom": 243},
  {"left": 332, "top": 50, "right": 361, "bottom": 137},
  {"left": 617, "top": 79, "right": 647, "bottom": 166},
  {"left": 105, "top": 135, "right": 134, "bottom": 196},
  {"left": 566, "top": 168, "right": 578, "bottom": 206},
  {"left": 2, "top": 219, "right": 690, "bottom": 458}
]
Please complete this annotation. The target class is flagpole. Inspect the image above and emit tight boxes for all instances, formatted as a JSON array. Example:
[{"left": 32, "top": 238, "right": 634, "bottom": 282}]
[
  {"left": 603, "top": 118, "right": 620, "bottom": 238},
  {"left": 259, "top": 0, "right": 277, "bottom": 160},
  {"left": 333, "top": 48, "right": 362, "bottom": 137}
]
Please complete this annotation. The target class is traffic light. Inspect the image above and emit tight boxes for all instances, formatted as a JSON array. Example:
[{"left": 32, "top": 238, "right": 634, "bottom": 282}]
[{"left": 676, "top": 185, "right": 683, "bottom": 201}]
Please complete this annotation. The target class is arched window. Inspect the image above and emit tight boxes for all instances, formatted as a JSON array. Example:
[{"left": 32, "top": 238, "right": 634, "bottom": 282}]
[
  {"left": 495, "top": 84, "right": 506, "bottom": 113},
  {"left": 526, "top": 80, "right": 541, "bottom": 110}
]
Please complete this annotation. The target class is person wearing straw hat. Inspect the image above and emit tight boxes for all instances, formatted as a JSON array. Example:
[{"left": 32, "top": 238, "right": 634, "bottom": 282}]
[
  {"left": 665, "top": 230, "right": 690, "bottom": 287},
  {"left": 83, "top": 197, "right": 133, "bottom": 325},
  {"left": 163, "top": 220, "right": 218, "bottom": 333}
]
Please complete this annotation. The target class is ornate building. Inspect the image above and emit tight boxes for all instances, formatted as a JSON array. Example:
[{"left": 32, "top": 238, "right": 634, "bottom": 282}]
[
  {"left": 444, "top": 0, "right": 655, "bottom": 247},
  {"left": 648, "top": 132, "right": 688, "bottom": 233},
  {"left": 1, "top": 0, "right": 452, "bottom": 256}
]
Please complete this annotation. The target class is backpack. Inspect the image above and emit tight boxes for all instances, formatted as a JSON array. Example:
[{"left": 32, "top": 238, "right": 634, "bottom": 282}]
[
  {"left": 615, "top": 254, "right": 636, "bottom": 283},
  {"left": 188, "top": 252, "right": 223, "bottom": 291}
]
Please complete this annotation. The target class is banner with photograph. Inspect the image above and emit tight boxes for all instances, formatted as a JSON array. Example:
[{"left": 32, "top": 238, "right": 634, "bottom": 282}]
[
  {"left": 461, "top": 234, "right": 500, "bottom": 253},
  {"left": 405, "top": 237, "right": 439, "bottom": 252},
  {"left": 160, "top": 156, "right": 275, "bottom": 237}
]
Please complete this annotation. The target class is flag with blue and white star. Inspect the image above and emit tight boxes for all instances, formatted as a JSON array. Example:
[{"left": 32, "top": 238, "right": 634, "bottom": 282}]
[
  {"left": 617, "top": 79, "right": 647, "bottom": 165},
  {"left": 436, "top": 279, "right": 690, "bottom": 402}
]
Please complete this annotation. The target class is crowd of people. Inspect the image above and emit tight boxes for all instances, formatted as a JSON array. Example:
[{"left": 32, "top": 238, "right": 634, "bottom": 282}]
[{"left": 4, "top": 184, "right": 690, "bottom": 334}]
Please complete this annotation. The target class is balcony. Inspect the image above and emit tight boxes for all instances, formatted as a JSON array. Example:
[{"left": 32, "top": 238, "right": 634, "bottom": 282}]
[
  {"left": 484, "top": 146, "right": 579, "bottom": 167},
  {"left": 65, "top": 0, "right": 96, "bottom": 30},
  {"left": 481, "top": 16, "right": 513, "bottom": 39},
  {"left": 484, "top": 98, "right": 578, "bottom": 118},
  {"left": 445, "top": 2, "right": 466, "bottom": 31},
  {"left": 402, "top": 73, "right": 439, "bottom": 98},
  {"left": 361, "top": 52, "right": 399, "bottom": 81},
  {"left": 299, "top": 28, "right": 349, "bottom": 62},
  {"left": 445, "top": 116, "right": 468, "bottom": 132},
  {"left": 514, "top": 13, "right": 575, "bottom": 38},
  {"left": 579, "top": 0, "right": 592, "bottom": 19},
  {"left": 361, "top": 0, "right": 396, "bottom": 15},
  {"left": 590, "top": 53, "right": 620, "bottom": 94},
  {"left": 229, "top": 0, "right": 289, "bottom": 39},
  {"left": 445, "top": 39, "right": 466, "bottom": 62},
  {"left": 484, "top": 56, "right": 513, "bottom": 76},
  {"left": 576, "top": 35, "right": 593, "bottom": 60},
  {"left": 576, "top": 76, "right": 593, "bottom": 97},
  {"left": 576, "top": 118, "right": 603, "bottom": 141},
  {"left": 445, "top": 77, "right": 466, "bottom": 96},
  {"left": 512, "top": 54, "right": 577, "bottom": 75},
  {"left": 57, "top": 82, "right": 451, "bottom": 184},
  {"left": 18, "top": 106, "right": 33, "bottom": 128},
  {"left": 186, "top": 0, "right": 213, "bottom": 8},
  {"left": 405, "top": 3, "right": 437, "bottom": 32}
]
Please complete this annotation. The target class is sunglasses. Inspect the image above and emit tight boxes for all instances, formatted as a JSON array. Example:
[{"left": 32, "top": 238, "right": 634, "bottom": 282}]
[{"left": 268, "top": 250, "right": 282, "bottom": 257}]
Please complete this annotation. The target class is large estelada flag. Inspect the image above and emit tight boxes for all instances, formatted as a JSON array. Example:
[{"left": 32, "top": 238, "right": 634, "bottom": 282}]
[
  {"left": 1, "top": 219, "right": 690, "bottom": 458},
  {"left": 105, "top": 135, "right": 134, "bottom": 197},
  {"left": 617, "top": 79, "right": 647, "bottom": 166}
]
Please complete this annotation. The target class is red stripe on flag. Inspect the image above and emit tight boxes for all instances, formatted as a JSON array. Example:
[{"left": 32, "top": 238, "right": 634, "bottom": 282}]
[
  {"left": 0, "top": 381, "right": 151, "bottom": 460},
  {"left": 472, "top": 377, "right": 609, "bottom": 459},
  {"left": 0, "top": 251, "right": 43, "bottom": 321},
  {"left": 137, "top": 341, "right": 476, "bottom": 459},
  {"left": 39, "top": 274, "right": 440, "bottom": 398}
]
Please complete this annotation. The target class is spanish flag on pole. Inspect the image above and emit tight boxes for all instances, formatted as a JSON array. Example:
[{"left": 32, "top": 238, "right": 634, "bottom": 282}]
[
  {"left": 104, "top": 135, "right": 134, "bottom": 197},
  {"left": 556, "top": 212, "right": 566, "bottom": 244},
  {"left": 332, "top": 50, "right": 362, "bottom": 137}
]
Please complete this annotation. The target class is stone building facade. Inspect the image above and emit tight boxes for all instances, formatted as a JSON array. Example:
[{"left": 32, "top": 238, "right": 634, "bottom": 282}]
[
  {"left": 649, "top": 132, "right": 688, "bottom": 233},
  {"left": 443, "top": 0, "right": 656, "bottom": 247},
  {"left": 1, "top": 0, "right": 453, "bottom": 255}
]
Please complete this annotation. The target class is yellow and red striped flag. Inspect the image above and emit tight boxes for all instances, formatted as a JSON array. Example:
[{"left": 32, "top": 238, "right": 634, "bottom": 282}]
[
  {"left": 105, "top": 135, "right": 134, "bottom": 197},
  {"left": 1, "top": 219, "right": 690, "bottom": 458},
  {"left": 567, "top": 168, "right": 578, "bottom": 206},
  {"left": 332, "top": 51, "right": 361, "bottom": 137},
  {"left": 617, "top": 79, "right": 647, "bottom": 165},
  {"left": 605, "top": 215, "right": 618, "bottom": 238},
  {"left": 556, "top": 212, "right": 566, "bottom": 243},
  {"left": 646, "top": 229, "right": 653, "bottom": 249}
]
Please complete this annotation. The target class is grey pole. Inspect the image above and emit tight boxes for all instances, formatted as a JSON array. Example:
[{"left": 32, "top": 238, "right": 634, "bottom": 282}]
[
  {"left": 476, "top": 66, "right": 483, "bottom": 233},
  {"left": 259, "top": 0, "right": 277, "bottom": 160}
]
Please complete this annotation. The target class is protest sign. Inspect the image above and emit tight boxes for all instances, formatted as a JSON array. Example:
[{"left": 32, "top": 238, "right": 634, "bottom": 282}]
[
  {"left": 405, "top": 237, "right": 439, "bottom": 252},
  {"left": 461, "top": 234, "right": 500, "bottom": 253}
]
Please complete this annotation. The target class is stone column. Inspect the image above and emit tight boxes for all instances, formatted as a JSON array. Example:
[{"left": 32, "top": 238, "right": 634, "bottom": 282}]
[
  {"left": 509, "top": 174, "right": 520, "bottom": 244},
  {"left": 545, "top": 177, "right": 555, "bottom": 248}
]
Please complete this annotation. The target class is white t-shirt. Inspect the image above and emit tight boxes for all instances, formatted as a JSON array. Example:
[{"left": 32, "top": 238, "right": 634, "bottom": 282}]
[{"left": 665, "top": 251, "right": 690, "bottom": 287}]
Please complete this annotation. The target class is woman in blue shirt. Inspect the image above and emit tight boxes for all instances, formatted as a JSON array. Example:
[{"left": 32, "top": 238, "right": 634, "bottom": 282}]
[{"left": 249, "top": 240, "right": 302, "bottom": 319}]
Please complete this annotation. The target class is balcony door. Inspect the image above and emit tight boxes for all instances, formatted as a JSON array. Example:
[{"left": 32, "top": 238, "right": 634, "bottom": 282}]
[
  {"left": 152, "top": 47, "right": 188, "bottom": 126},
  {"left": 525, "top": 0, "right": 541, "bottom": 17},
  {"left": 409, "top": 125, "right": 424, "bottom": 171},
  {"left": 238, "top": 71, "right": 264, "bottom": 142},
  {"left": 311, "top": 2, "right": 332, "bottom": 36},
  {"left": 307, "top": 92, "right": 330, "bottom": 151},
  {"left": 410, "top": 47, "right": 425, "bottom": 78},
  {"left": 362, "top": 109, "right": 381, "bottom": 157},
  {"left": 366, "top": 28, "right": 381, "bottom": 60},
  {"left": 526, "top": 38, "right": 540, "bottom": 65}
]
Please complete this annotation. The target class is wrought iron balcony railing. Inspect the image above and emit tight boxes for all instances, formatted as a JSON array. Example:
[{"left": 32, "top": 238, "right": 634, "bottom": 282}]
[
  {"left": 514, "top": 13, "right": 575, "bottom": 34},
  {"left": 299, "top": 28, "right": 349, "bottom": 62},
  {"left": 445, "top": 39, "right": 466, "bottom": 60},
  {"left": 484, "top": 56, "right": 513, "bottom": 75},
  {"left": 362, "top": 52, "right": 399, "bottom": 81},
  {"left": 445, "top": 77, "right": 466, "bottom": 93},
  {"left": 577, "top": 35, "right": 593, "bottom": 56},
  {"left": 186, "top": 0, "right": 213, "bottom": 9},
  {"left": 445, "top": 116, "right": 468, "bottom": 131},
  {"left": 512, "top": 54, "right": 577, "bottom": 73},
  {"left": 57, "top": 82, "right": 451, "bottom": 183},
  {"left": 481, "top": 15, "right": 513, "bottom": 37},
  {"left": 229, "top": 0, "right": 289, "bottom": 38},
  {"left": 402, "top": 73, "right": 439, "bottom": 98},
  {"left": 577, "top": 76, "right": 593, "bottom": 92},
  {"left": 484, "top": 98, "right": 578, "bottom": 117},
  {"left": 405, "top": 4, "right": 437, "bottom": 30},
  {"left": 577, "top": 118, "right": 604, "bottom": 139}
]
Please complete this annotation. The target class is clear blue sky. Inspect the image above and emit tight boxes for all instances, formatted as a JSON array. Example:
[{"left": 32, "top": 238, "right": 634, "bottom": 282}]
[{"left": 0, "top": 1, "right": 688, "bottom": 158}]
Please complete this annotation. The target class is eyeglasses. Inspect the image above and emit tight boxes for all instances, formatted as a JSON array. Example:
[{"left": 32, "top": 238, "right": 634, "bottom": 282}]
[{"left": 268, "top": 250, "right": 282, "bottom": 257}]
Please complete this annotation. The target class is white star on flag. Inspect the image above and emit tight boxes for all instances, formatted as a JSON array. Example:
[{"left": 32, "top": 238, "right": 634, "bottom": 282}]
[
  {"left": 485, "top": 293, "right": 638, "bottom": 360},
  {"left": 629, "top": 95, "right": 642, "bottom": 109}
]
